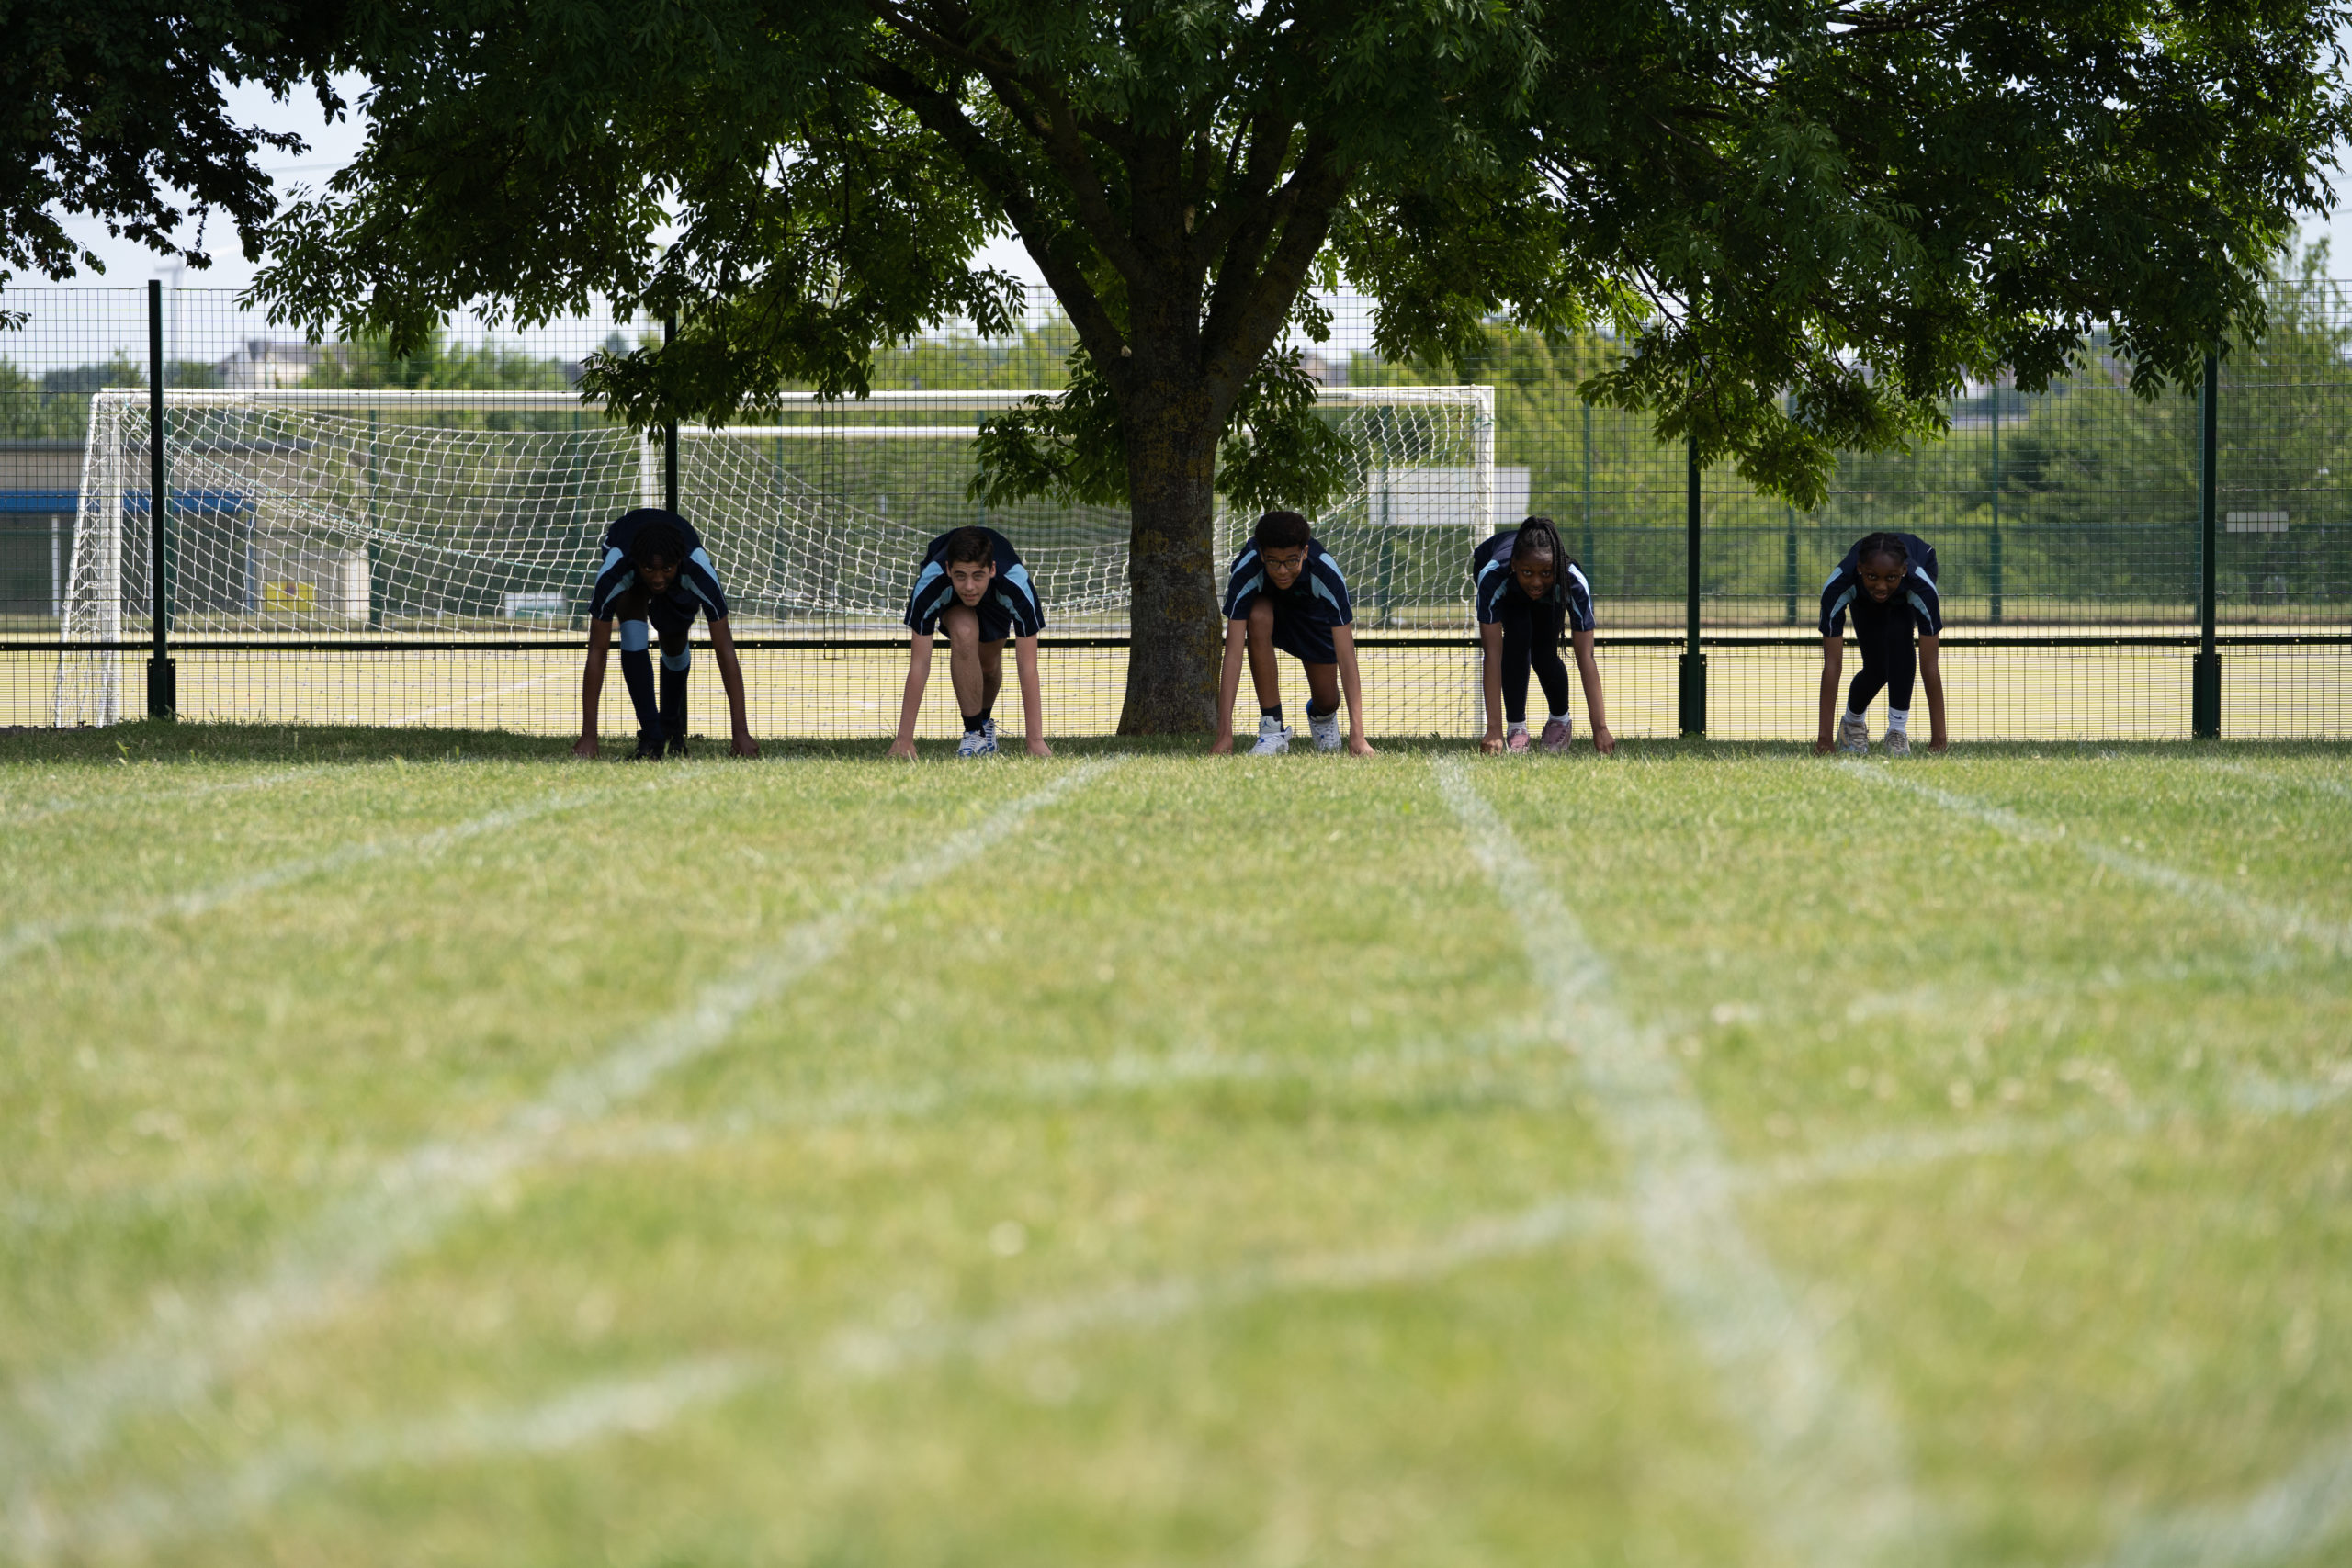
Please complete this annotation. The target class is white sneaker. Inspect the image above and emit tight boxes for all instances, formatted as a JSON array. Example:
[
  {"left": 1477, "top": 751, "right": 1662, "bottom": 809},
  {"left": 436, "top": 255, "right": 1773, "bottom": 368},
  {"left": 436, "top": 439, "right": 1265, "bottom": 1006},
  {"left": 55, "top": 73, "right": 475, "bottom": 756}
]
[
  {"left": 957, "top": 728, "right": 997, "bottom": 757},
  {"left": 1249, "top": 715, "right": 1291, "bottom": 755},
  {"left": 1882, "top": 728, "right": 1911, "bottom": 758},
  {"left": 981, "top": 717, "right": 998, "bottom": 750},
  {"left": 1308, "top": 709, "right": 1342, "bottom": 751},
  {"left": 1837, "top": 712, "right": 1871, "bottom": 754}
]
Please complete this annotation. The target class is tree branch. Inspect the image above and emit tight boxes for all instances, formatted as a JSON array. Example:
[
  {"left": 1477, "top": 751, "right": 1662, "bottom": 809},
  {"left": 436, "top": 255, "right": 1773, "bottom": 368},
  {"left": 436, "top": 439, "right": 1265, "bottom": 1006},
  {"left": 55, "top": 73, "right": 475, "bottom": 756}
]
[
  {"left": 990, "top": 75, "right": 1147, "bottom": 283},
  {"left": 1199, "top": 133, "right": 1351, "bottom": 415},
  {"left": 854, "top": 55, "right": 1130, "bottom": 373}
]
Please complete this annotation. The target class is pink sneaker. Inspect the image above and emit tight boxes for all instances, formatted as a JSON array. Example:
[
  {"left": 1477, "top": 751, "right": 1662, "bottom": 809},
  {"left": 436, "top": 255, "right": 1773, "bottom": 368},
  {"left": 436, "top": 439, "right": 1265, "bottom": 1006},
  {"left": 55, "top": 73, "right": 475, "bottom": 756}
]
[
  {"left": 1505, "top": 728, "right": 1532, "bottom": 753},
  {"left": 1540, "top": 717, "right": 1573, "bottom": 752}
]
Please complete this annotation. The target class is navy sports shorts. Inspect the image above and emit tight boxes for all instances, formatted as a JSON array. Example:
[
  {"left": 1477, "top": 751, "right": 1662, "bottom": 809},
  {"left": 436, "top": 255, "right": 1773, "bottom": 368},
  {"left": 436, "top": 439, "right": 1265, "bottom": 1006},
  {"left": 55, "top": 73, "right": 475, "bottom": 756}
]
[
  {"left": 933, "top": 594, "right": 1019, "bottom": 643},
  {"left": 610, "top": 585, "right": 704, "bottom": 643},
  {"left": 1266, "top": 601, "right": 1339, "bottom": 665}
]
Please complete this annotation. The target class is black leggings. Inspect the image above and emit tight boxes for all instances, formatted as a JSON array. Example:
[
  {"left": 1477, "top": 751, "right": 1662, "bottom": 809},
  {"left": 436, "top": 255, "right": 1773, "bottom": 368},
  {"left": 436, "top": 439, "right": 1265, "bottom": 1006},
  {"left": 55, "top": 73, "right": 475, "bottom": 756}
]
[
  {"left": 1847, "top": 630, "right": 1917, "bottom": 715},
  {"left": 1498, "top": 598, "right": 1570, "bottom": 724}
]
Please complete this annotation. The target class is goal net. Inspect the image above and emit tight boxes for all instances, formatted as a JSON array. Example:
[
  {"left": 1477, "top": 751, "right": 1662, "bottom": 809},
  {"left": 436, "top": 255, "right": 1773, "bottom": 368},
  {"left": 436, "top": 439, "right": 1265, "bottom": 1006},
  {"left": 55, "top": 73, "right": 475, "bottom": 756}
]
[{"left": 54, "top": 385, "right": 1495, "bottom": 729}]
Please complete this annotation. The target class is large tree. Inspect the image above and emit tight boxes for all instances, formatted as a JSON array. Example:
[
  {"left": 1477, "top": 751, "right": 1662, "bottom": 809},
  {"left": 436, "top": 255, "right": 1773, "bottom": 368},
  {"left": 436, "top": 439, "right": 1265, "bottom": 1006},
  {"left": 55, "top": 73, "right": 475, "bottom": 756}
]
[
  {"left": 0, "top": 0, "right": 348, "bottom": 286},
  {"left": 256, "top": 0, "right": 2346, "bottom": 731}
]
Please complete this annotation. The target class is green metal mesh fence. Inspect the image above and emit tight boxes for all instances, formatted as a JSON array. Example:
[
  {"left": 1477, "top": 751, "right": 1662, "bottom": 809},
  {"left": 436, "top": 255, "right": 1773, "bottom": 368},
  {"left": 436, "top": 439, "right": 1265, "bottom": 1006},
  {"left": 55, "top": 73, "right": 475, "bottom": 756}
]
[{"left": 2, "top": 281, "right": 2344, "bottom": 740}]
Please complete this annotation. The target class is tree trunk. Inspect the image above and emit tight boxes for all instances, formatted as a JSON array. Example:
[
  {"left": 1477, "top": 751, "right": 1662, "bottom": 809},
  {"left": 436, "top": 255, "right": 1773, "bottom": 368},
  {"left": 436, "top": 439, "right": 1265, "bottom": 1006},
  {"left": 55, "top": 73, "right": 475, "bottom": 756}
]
[{"left": 1117, "top": 381, "right": 1224, "bottom": 733}]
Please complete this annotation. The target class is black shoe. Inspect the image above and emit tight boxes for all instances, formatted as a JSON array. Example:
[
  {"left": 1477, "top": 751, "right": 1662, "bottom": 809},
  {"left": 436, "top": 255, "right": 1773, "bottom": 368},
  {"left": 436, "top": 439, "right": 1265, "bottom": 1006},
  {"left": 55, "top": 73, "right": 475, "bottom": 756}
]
[
  {"left": 664, "top": 731, "right": 690, "bottom": 759},
  {"left": 630, "top": 732, "right": 665, "bottom": 761}
]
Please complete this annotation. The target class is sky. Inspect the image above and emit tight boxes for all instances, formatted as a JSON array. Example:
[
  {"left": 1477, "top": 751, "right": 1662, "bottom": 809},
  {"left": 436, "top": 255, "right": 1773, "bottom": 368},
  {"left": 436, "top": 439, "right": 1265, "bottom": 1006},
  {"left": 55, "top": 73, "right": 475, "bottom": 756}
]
[{"left": 43, "top": 73, "right": 2352, "bottom": 359}]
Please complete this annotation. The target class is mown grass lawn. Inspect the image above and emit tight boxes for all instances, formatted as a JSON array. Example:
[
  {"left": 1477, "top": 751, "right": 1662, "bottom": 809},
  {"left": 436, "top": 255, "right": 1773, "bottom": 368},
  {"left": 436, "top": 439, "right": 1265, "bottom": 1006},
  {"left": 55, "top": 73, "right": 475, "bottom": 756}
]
[{"left": 2, "top": 725, "right": 2347, "bottom": 1568}]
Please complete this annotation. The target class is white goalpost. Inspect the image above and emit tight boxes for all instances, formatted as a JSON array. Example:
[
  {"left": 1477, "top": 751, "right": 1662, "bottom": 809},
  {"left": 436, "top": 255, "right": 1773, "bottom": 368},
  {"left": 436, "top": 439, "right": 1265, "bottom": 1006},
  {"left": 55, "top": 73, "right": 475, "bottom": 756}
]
[{"left": 54, "top": 384, "right": 1495, "bottom": 728}]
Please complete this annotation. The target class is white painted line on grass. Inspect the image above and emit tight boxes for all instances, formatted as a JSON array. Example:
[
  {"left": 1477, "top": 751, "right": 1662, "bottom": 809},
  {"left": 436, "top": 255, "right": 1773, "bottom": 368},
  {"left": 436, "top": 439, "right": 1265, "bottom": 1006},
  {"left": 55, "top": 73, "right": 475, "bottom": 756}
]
[
  {"left": 828, "top": 1195, "right": 1622, "bottom": 1380},
  {"left": 619, "top": 1014, "right": 1559, "bottom": 1144},
  {"left": 4, "top": 760, "right": 1121, "bottom": 1485},
  {"left": 390, "top": 671, "right": 566, "bottom": 726},
  {"left": 44, "top": 1077, "right": 2352, "bottom": 1559},
  {"left": 3, "top": 785, "right": 599, "bottom": 942},
  {"left": 1435, "top": 758, "right": 1922, "bottom": 1566},
  {"left": 18, "top": 1357, "right": 758, "bottom": 1562},
  {"left": 2088, "top": 1428, "right": 2352, "bottom": 1568},
  {"left": 1847, "top": 767, "right": 2350, "bottom": 961},
  {"left": 6, "top": 767, "right": 307, "bottom": 826},
  {"left": 2204, "top": 759, "right": 2352, "bottom": 804},
  {"left": 2231, "top": 1072, "right": 2352, "bottom": 1117},
  {"left": 0, "top": 787, "right": 610, "bottom": 969}
]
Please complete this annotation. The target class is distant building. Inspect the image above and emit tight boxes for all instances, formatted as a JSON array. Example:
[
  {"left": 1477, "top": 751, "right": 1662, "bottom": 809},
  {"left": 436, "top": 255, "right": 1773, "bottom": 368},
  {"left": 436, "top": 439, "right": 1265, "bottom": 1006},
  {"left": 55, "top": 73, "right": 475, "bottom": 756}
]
[
  {"left": 215, "top": 339, "right": 335, "bottom": 389},
  {"left": 1301, "top": 351, "right": 1351, "bottom": 388}
]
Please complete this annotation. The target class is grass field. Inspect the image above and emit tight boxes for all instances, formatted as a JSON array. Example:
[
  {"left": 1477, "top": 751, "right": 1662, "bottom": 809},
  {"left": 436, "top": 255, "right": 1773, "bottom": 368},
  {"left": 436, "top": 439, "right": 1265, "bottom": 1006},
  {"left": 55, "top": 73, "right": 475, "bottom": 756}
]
[{"left": 3, "top": 725, "right": 2349, "bottom": 1568}]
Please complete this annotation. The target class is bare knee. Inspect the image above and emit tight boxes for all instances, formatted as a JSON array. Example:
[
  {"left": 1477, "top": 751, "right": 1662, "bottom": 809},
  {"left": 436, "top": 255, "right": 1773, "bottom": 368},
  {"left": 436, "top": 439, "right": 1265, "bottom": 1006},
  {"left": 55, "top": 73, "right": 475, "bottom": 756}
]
[
  {"left": 942, "top": 604, "right": 980, "bottom": 649},
  {"left": 1246, "top": 599, "right": 1276, "bottom": 643}
]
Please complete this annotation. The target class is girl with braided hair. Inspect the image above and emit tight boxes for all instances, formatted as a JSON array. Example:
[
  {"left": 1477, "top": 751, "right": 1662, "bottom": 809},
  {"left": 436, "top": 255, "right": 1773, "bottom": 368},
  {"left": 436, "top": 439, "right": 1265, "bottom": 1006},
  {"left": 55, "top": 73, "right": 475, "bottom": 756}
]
[
  {"left": 1471, "top": 516, "right": 1614, "bottom": 754},
  {"left": 1815, "top": 530, "right": 1947, "bottom": 755}
]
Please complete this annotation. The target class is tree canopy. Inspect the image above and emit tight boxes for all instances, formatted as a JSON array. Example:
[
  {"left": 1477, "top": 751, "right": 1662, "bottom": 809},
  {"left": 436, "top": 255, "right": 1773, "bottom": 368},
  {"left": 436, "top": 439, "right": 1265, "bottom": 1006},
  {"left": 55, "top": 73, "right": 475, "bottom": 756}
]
[
  {"left": 0, "top": 0, "right": 348, "bottom": 285},
  {"left": 254, "top": 0, "right": 2350, "bottom": 728}
]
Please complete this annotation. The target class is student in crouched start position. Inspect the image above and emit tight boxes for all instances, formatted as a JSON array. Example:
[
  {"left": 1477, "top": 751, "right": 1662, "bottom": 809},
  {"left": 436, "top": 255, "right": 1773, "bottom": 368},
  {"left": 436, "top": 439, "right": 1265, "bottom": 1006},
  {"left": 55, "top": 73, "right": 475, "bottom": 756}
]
[
  {"left": 1212, "top": 509, "right": 1374, "bottom": 756},
  {"left": 1816, "top": 529, "right": 1947, "bottom": 757},
  {"left": 572, "top": 508, "right": 758, "bottom": 760},
  {"left": 888, "top": 525, "right": 1052, "bottom": 759},
  {"left": 1473, "top": 515, "right": 1614, "bottom": 755}
]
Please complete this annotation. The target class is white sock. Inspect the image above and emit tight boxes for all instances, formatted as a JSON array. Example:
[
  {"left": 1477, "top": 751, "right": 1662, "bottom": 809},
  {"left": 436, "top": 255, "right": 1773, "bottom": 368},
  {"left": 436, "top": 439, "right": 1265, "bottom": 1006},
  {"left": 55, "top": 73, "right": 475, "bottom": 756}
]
[
  {"left": 1887, "top": 708, "right": 1909, "bottom": 735},
  {"left": 1548, "top": 710, "right": 1570, "bottom": 726},
  {"left": 1507, "top": 719, "right": 1528, "bottom": 736},
  {"left": 1845, "top": 706, "right": 1868, "bottom": 725}
]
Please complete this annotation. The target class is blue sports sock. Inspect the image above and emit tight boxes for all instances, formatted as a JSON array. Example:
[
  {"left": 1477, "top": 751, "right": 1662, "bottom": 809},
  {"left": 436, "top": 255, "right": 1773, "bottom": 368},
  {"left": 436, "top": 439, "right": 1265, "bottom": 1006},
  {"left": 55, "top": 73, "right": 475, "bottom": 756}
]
[
  {"left": 618, "top": 649, "right": 660, "bottom": 736},
  {"left": 659, "top": 646, "right": 691, "bottom": 738}
]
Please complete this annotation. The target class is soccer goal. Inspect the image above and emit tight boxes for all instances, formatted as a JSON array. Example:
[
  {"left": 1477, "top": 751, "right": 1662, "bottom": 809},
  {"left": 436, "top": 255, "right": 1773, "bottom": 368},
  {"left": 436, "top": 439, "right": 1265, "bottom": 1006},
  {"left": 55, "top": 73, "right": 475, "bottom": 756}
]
[{"left": 53, "top": 384, "right": 1496, "bottom": 729}]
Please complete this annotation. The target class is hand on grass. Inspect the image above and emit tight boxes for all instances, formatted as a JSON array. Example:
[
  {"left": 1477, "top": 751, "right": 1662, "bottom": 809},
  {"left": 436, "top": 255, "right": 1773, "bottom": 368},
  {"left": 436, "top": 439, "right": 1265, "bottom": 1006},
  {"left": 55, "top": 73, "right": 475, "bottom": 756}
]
[
  {"left": 1814, "top": 736, "right": 1836, "bottom": 756},
  {"left": 1480, "top": 729, "right": 1505, "bottom": 755},
  {"left": 1348, "top": 734, "right": 1376, "bottom": 757},
  {"left": 571, "top": 735, "right": 598, "bottom": 761},
  {"left": 1209, "top": 733, "right": 1235, "bottom": 755},
  {"left": 1027, "top": 738, "right": 1054, "bottom": 758},
  {"left": 1591, "top": 725, "right": 1616, "bottom": 756},
  {"left": 887, "top": 737, "right": 918, "bottom": 761},
  {"left": 731, "top": 733, "right": 762, "bottom": 759},
  {"left": 1929, "top": 736, "right": 1949, "bottom": 754}
]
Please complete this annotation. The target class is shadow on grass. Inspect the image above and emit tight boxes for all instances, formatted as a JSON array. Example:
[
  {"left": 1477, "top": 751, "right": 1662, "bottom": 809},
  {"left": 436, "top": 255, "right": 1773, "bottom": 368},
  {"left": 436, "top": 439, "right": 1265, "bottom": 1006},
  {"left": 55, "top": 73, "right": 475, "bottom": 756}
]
[{"left": 3, "top": 721, "right": 2347, "bottom": 769}]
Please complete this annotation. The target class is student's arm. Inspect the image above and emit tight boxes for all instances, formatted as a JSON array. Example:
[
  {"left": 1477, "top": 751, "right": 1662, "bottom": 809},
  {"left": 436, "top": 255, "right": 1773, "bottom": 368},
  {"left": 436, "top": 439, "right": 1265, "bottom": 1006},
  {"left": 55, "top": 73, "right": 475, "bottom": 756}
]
[
  {"left": 1815, "top": 635, "right": 1844, "bottom": 754},
  {"left": 1332, "top": 623, "right": 1375, "bottom": 756},
  {"left": 1210, "top": 618, "right": 1248, "bottom": 753},
  {"left": 1571, "top": 628, "right": 1615, "bottom": 754},
  {"left": 1478, "top": 622, "right": 1506, "bottom": 753},
  {"left": 889, "top": 633, "right": 933, "bottom": 760},
  {"left": 1919, "top": 633, "right": 1948, "bottom": 752},
  {"left": 1014, "top": 633, "right": 1051, "bottom": 756},
  {"left": 572, "top": 617, "right": 614, "bottom": 759},
  {"left": 707, "top": 616, "right": 760, "bottom": 758}
]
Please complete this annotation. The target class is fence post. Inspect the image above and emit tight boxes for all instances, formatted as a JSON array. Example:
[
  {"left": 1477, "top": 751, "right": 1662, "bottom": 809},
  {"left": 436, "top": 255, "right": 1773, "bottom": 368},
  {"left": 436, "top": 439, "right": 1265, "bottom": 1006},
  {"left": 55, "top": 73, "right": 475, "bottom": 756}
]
[
  {"left": 1783, "top": 507, "right": 1798, "bottom": 625},
  {"left": 1988, "top": 383, "right": 2004, "bottom": 624},
  {"left": 1780, "top": 392, "right": 1797, "bottom": 625},
  {"left": 145, "top": 279, "right": 175, "bottom": 720},
  {"left": 662, "top": 313, "right": 680, "bottom": 514},
  {"left": 1679, "top": 430, "right": 1706, "bottom": 736},
  {"left": 1579, "top": 399, "right": 1595, "bottom": 570},
  {"left": 367, "top": 408, "right": 383, "bottom": 628},
  {"left": 2193, "top": 351, "right": 2221, "bottom": 737}
]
